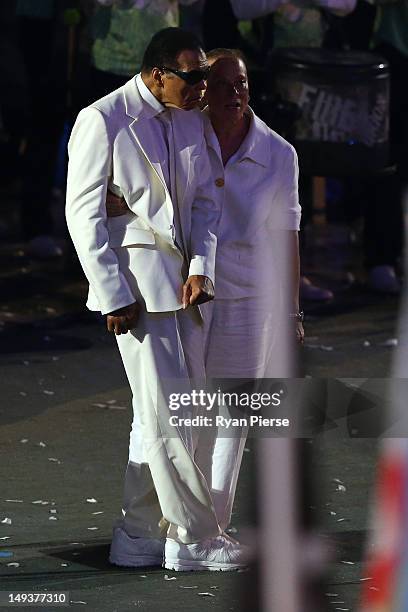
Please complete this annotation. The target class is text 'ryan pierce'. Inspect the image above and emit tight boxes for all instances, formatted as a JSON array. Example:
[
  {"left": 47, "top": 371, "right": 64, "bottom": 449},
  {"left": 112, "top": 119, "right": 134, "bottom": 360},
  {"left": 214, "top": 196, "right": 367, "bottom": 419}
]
[{"left": 168, "top": 414, "right": 291, "bottom": 429}]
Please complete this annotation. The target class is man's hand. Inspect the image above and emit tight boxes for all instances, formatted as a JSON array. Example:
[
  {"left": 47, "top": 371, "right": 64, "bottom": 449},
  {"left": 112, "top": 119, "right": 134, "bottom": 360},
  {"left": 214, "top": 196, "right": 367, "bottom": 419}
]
[
  {"left": 296, "top": 322, "right": 305, "bottom": 345},
  {"left": 182, "top": 275, "right": 214, "bottom": 308},
  {"left": 106, "top": 302, "right": 141, "bottom": 335},
  {"left": 106, "top": 190, "right": 128, "bottom": 217}
]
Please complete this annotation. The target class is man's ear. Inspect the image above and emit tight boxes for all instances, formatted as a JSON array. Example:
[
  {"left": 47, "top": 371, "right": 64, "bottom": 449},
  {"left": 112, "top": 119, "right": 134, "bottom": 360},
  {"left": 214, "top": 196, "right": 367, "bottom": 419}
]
[{"left": 151, "top": 67, "right": 165, "bottom": 88}]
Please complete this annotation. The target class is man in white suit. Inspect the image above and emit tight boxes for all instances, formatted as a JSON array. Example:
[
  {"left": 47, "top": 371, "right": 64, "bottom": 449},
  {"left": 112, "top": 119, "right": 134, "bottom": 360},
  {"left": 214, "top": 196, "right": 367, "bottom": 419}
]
[{"left": 66, "top": 28, "right": 246, "bottom": 571}]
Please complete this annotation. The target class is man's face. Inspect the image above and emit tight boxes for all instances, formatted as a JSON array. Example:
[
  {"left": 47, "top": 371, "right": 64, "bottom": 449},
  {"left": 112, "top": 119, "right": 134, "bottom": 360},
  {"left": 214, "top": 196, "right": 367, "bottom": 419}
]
[
  {"left": 160, "top": 49, "right": 208, "bottom": 110},
  {"left": 206, "top": 57, "right": 249, "bottom": 121}
]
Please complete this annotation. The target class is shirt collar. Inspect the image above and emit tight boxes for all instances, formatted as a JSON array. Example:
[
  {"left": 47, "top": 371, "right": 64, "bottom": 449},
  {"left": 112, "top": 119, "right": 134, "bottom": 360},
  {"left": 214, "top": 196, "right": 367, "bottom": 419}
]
[
  {"left": 203, "top": 106, "right": 269, "bottom": 168},
  {"left": 136, "top": 73, "right": 166, "bottom": 117}
]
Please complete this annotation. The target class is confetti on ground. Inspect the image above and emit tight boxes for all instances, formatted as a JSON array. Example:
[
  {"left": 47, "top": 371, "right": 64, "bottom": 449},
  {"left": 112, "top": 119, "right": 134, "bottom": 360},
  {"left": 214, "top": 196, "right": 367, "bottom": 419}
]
[
  {"left": 92, "top": 403, "right": 107, "bottom": 408},
  {"left": 106, "top": 400, "right": 117, "bottom": 405},
  {"left": 139, "top": 575, "right": 147, "bottom": 579},
  {"left": 43, "top": 390, "right": 54, "bottom": 396},
  {"left": 333, "top": 478, "right": 344, "bottom": 484},
  {"left": 243, "top": 448, "right": 250, "bottom": 453},
  {"left": 86, "top": 498, "right": 97, "bottom": 504},
  {"left": 48, "top": 458, "right": 61, "bottom": 463},
  {"left": 49, "top": 509, "right": 57, "bottom": 514},
  {"left": 61, "top": 563, "right": 69, "bottom": 567},
  {"left": 19, "top": 392, "right": 27, "bottom": 397},
  {"left": 32, "top": 500, "right": 49, "bottom": 505},
  {"left": 360, "top": 577, "right": 373, "bottom": 582},
  {"left": 0, "top": 537, "right": 11, "bottom": 541},
  {"left": 87, "top": 527, "right": 99, "bottom": 530},
  {"left": 179, "top": 586, "right": 198, "bottom": 589},
  {"left": 108, "top": 405, "right": 127, "bottom": 410},
  {"left": 363, "top": 341, "right": 371, "bottom": 347},
  {"left": 330, "top": 511, "right": 337, "bottom": 516},
  {"left": 20, "top": 439, "right": 28, "bottom": 444},
  {"left": 164, "top": 575, "right": 177, "bottom": 581},
  {"left": 227, "top": 527, "right": 237, "bottom": 534},
  {"left": 5, "top": 500, "right": 23, "bottom": 503},
  {"left": 37, "top": 442, "right": 47, "bottom": 448},
  {"left": 340, "top": 561, "right": 355, "bottom": 565},
  {"left": 7, "top": 563, "right": 20, "bottom": 568},
  {"left": 369, "top": 587, "right": 380, "bottom": 592},
  {"left": 198, "top": 593, "right": 215, "bottom": 597},
  {"left": 92, "top": 511, "right": 104, "bottom": 515},
  {"left": 1, "top": 518, "right": 12, "bottom": 525},
  {"left": 210, "top": 586, "right": 219, "bottom": 590},
  {"left": 337, "top": 518, "right": 348, "bottom": 523},
  {"left": 49, "top": 516, "right": 58, "bottom": 521},
  {"left": 70, "top": 602, "right": 87, "bottom": 605},
  {"left": 334, "top": 608, "right": 349, "bottom": 611},
  {"left": 336, "top": 485, "right": 347, "bottom": 493},
  {"left": 325, "top": 593, "right": 339, "bottom": 597},
  {"left": 379, "top": 338, "right": 398, "bottom": 347}
]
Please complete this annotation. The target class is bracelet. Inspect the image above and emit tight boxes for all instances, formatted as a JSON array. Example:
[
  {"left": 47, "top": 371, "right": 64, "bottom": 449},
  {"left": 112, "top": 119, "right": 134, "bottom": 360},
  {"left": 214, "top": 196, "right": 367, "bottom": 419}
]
[{"left": 289, "top": 311, "right": 304, "bottom": 323}]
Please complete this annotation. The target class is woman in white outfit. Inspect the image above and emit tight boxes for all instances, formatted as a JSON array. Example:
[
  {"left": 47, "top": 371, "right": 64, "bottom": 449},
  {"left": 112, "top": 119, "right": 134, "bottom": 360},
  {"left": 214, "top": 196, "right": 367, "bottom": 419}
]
[{"left": 199, "top": 48, "right": 303, "bottom": 531}]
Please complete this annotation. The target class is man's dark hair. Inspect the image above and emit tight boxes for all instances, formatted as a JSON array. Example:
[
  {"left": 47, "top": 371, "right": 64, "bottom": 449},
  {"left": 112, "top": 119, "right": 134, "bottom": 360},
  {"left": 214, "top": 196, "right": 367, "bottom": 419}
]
[{"left": 141, "top": 27, "right": 203, "bottom": 73}]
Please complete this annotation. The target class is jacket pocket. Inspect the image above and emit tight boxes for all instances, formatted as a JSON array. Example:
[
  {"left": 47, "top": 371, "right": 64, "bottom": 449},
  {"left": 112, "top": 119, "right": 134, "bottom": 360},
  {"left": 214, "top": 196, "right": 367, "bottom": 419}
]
[{"left": 109, "top": 227, "right": 156, "bottom": 248}]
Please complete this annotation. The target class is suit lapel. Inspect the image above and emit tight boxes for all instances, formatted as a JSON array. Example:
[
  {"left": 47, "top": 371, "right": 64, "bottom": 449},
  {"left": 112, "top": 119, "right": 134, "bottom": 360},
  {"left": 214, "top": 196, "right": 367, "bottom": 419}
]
[{"left": 123, "top": 77, "right": 168, "bottom": 192}]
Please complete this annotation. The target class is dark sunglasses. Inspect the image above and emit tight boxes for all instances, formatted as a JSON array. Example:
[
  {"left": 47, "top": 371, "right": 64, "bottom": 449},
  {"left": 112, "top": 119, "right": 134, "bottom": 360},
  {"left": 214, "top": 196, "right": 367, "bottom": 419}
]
[{"left": 161, "top": 66, "right": 209, "bottom": 85}]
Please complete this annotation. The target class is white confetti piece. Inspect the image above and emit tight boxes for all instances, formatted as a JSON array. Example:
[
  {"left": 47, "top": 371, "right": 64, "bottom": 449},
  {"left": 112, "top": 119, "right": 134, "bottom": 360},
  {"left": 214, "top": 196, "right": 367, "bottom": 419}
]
[
  {"left": 226, "top": 527, "right": 237, "bottom": 534},
  {"left": 363, "top": 341, "right": 371, "bottom": 347},
  {"left": 19, "top": 392, "right": 27, "bottom": 397},
  {"left": 49, "top": 509, "right": 57, "bottom": 514},
  {"left": 49, "top": 516, "right": 58, "bottom": 521},
  {"left": 48, "top": 458, "right": 61, "bottom": 463},
  {"left": 92, "top": 403, "right": 107, "bottom": 408},
  {"left": 369, "top": 587, "right": 380, "bottom": 591},
  {"left": 243, "top": 448, "right": 250, "bottom": 453},
  {"left": 108, "top": 405, "right": 127, "bottom": 410},
  {"left": 32, "top": 500, "right": 49, "bottom": 505},
  {"left": 379, "top": 338, "right": 398, "bottom": 347},
  {"left": 198, "top": 593, "right": 215, "bottom": 597},
  {"left": 334, "top": 608, "right": 349, "bottom": 611},
  {"left": 106, "top": 400, "right": 117, "bottom": 405},
  {"left": 1, "top": 518, "right": 12, "bottom": 525},
  {"left": 337, "top": 518, "right": 348, "bottom": 523},
  {"left": 37, "top": 442, "right": 47, "bottom": 448},
  {"left": 61, "top": 563, "right": 69, "bottom": 567},
  {"left": 325, "top": 593, "right": 339, "bottom": 597},
  {"left": 336, "top": 485, "right": 347, "bottom": 493},
  {"left": 340, "top": 561, "right": 355, "bottom": 565},
  {"left": 7, "top": 562, "right": 19, "bottom": 568},
  {"left": 179, "top": 586, "right": 198, "bottom": 589},
  {"left": 330, "top": 511, "right": 337, "bottom": 516},
  {"left": 5, "top": 500, "right": 23, "bottom": 503},
  {"left": 333, "top": 478, "right": 344, "bottom": 484},
  {"left": 87, "top": 527, "right": 99, "bottom": 530},
  {"left": 0, "top": 537, "right": 11, "bottom": 540},
  {"left": 164, "top": 575, "right": 177, "bottom": 581},
  {"left": 139, "top": 575, "right": 147, "bottom": 578},
  {"left": 43, "top": 390, "right": 54, "bottom": 396},
  {"left": 70, "top": 602, "right": 87, "bottom": 605},
  {"left": 20, "top": 439, "right": 28, "bottom": 444},
  {"left": 86, "top": 498, "right": 97, "bottom": 504},
  {"left": 92, "top": 511, "right": 104, "bottom": 515},
  {"left": 360, "top": 577, "right": 373, "bottom": 582}
]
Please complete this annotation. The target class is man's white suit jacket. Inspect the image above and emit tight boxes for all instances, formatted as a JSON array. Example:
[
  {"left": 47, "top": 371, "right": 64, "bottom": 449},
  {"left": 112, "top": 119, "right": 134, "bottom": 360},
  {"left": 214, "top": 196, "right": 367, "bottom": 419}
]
[{"left": 66, "top": 75, "right": 219, "bottom": 315}]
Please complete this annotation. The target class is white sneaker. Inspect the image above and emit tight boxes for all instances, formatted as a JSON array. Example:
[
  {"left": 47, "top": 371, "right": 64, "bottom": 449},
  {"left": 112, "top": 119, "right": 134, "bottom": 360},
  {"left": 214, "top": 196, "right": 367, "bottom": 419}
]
[
  {"left": 109, "top": 527, "right": 164, "bottom": 567},
  {"left": 164, "top": 534, "right": 249, "bottom": 571}
]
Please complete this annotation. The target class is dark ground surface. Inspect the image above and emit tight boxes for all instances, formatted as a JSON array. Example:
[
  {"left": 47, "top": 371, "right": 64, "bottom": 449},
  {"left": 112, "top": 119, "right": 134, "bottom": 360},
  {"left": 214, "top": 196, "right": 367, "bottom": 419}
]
[{"left": 0, "top": 198, "right": 400, "bottom": 611}]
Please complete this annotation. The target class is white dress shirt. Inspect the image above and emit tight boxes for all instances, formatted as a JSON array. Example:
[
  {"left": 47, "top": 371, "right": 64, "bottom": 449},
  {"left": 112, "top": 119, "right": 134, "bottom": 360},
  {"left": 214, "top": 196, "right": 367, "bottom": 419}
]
[{"left": 203, "top": 107, "right": 301, "bottom": 299}]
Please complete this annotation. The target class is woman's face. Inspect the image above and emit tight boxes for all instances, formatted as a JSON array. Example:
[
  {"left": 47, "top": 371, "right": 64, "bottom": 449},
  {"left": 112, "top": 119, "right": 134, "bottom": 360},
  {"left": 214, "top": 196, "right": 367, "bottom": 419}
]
[{"left": 205, "top": 57, "right": 249, "bottom": 123}]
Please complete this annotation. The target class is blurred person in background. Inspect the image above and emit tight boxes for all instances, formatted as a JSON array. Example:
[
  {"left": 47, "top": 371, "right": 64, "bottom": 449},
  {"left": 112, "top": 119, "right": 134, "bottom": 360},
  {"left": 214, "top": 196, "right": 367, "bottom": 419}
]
[{"left": 89, "top": 0, "right": 201, "bottom": 100}]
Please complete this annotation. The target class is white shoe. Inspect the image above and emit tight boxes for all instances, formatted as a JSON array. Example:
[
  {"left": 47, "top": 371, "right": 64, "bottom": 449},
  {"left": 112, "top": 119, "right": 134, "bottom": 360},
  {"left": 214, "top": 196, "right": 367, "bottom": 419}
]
[
  {"left": 368, "top": 265, "right": 401, "bottom": 294},
  {"left": 164, "top": 534, "right": 249, "bottom": 572},
  {"left": 109, "top": 527, "right": 164, "bottom": 567}
]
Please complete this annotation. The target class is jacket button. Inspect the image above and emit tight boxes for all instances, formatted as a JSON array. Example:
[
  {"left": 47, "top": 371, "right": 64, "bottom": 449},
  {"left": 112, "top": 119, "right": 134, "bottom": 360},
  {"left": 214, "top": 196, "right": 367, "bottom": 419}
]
[{"left": 215, "top": 178, "right": 225, "bottom": 188}]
